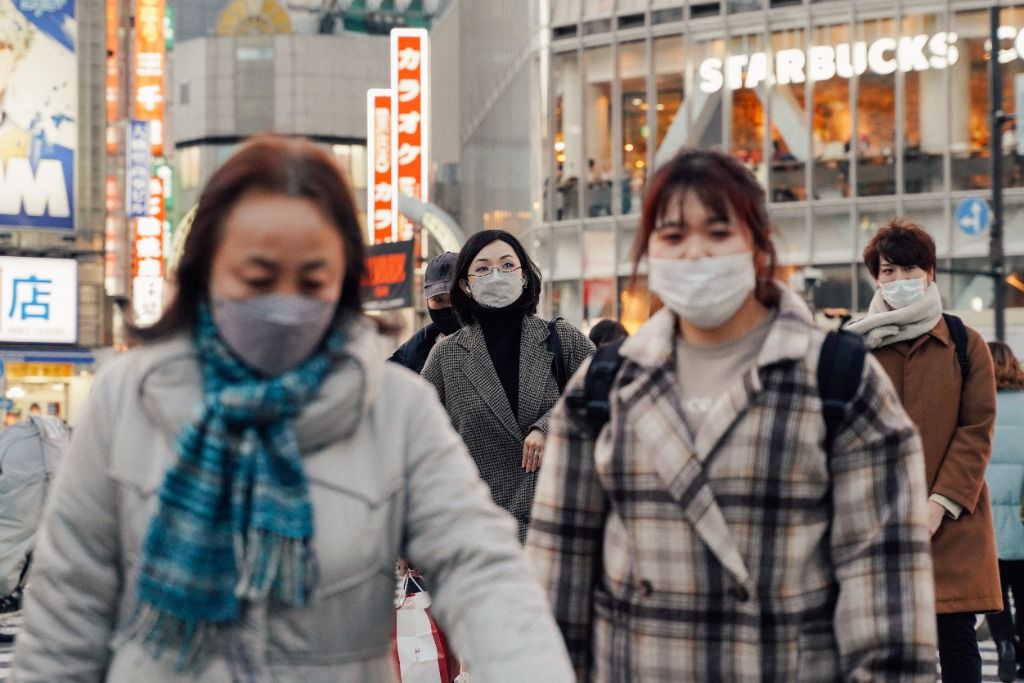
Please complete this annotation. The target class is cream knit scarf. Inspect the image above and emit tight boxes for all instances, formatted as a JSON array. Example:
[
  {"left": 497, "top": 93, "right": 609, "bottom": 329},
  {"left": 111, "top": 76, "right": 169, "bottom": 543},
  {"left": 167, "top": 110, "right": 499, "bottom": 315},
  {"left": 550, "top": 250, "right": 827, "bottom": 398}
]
[{"left": 845, "top": 282, "right": 943, "bottom": 349}]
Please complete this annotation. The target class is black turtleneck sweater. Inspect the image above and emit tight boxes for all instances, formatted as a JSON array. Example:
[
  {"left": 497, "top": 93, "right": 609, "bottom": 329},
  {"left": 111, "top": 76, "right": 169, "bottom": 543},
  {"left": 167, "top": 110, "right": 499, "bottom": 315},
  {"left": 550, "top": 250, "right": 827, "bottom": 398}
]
[{"left": 474, "top": 305, "right": 526, "bottom": 419}]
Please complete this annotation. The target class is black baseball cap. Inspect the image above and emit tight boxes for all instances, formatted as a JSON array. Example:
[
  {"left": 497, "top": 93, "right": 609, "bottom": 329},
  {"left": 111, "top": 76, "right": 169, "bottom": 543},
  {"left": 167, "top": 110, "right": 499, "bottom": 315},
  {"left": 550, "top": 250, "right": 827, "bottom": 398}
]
[{"left": 423, "top": 251, "right": 458, "bottom": 299}]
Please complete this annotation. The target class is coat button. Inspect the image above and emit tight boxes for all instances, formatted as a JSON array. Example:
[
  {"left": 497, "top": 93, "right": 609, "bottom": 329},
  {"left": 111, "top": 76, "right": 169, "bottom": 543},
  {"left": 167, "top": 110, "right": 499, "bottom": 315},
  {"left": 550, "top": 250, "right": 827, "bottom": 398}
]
[
  {"left": 729, "top": 585, "right": 750, "bottom": 602},
  {"left": 640, "top": 579, "right": 654, "bottom": 596}
]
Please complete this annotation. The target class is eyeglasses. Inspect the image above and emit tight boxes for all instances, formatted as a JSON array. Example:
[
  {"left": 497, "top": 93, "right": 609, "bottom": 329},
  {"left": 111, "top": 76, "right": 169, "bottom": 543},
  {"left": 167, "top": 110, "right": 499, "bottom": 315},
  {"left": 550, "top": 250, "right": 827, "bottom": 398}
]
[{"left": 468, "top": 263, "right": 522, "bottom": 278}]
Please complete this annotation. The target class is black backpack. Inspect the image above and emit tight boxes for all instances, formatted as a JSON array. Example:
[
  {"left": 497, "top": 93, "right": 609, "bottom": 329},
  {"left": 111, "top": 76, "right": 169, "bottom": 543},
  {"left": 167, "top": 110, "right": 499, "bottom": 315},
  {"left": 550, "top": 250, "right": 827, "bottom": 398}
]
[
  {"left": 568, "top": 329, "right": 868, "bottom": 452},
  {"left": 942, "top": 313, "right": 970, "bottom": 379}
]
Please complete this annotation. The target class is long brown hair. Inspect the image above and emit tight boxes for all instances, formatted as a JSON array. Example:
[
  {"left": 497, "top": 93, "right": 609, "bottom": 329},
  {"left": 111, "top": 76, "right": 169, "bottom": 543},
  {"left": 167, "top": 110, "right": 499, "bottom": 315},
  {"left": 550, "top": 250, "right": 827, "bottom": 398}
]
[
  {"left": 632, "top": 149, "right": 779, "bottom": 307},
  {"left": 989, "top": 341, "right": 1024, "bottom": 391},
  {"left": 132, "top": 135, "right": 366, "bottom": 341}
]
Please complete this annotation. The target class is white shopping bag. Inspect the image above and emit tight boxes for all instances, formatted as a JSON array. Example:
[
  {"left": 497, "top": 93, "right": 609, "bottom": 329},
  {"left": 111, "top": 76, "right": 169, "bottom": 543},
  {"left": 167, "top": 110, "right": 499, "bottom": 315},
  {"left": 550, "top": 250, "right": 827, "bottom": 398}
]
[{"left": 394, "top": 578, "right": 453, "bottom": 683}]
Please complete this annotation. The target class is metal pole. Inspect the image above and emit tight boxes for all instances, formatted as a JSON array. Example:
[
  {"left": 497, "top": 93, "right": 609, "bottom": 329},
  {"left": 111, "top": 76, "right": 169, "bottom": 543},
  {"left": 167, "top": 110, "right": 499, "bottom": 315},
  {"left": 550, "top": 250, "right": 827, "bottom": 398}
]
[{"left": 990, "top": 4, "right": 1008, "bottom": 341}]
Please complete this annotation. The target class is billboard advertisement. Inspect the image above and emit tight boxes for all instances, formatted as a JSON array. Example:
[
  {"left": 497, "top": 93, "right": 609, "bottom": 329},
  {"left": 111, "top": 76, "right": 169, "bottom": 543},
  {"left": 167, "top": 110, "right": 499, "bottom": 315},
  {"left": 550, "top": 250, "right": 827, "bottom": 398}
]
[
  {"left": 0, "top": 0, "right": 77, "bottom": 231},
  {"left": 0, "top": 256, "right": 78, "bottom": 344},
  {"left": 361, "top": 240, "right": 414, "bottom": 311}
]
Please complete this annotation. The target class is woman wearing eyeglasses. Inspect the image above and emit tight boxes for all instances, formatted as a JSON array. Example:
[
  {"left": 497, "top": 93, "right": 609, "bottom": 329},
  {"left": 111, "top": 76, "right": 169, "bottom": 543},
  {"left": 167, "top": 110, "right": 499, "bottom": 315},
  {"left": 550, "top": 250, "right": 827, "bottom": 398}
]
[{"left": 423, "top": 230, "right": 594, "bottom": 542}]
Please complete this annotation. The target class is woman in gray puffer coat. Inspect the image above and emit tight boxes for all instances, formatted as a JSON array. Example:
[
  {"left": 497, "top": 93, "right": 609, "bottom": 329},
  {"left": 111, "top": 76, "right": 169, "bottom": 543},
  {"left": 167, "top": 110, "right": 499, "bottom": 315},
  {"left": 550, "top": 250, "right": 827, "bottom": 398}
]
[{"left": 11, "top": 136, "right": 574, "bottom": 683}]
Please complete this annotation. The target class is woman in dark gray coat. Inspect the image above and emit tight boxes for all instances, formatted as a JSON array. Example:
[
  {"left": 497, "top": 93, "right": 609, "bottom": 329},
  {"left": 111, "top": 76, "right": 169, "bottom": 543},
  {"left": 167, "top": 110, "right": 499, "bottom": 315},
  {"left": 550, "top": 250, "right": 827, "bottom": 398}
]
[{"left": 423, "top": 230, "right": 594, "bottom": 542}]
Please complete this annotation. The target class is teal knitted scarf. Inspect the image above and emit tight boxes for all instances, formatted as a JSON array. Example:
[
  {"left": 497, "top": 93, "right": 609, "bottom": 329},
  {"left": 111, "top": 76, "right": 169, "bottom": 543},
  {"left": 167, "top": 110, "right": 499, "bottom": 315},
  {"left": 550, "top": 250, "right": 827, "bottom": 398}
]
[{"left": 129, "top": 304, "right": 344, "bottom": 667}]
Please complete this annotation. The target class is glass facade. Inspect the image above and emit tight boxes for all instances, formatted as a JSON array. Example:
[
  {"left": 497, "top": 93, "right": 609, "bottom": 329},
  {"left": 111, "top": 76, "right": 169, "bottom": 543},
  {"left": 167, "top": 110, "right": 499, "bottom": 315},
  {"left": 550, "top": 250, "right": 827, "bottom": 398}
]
[{"left": 534, "top": 0, "right": 1024, "bottom": 331}]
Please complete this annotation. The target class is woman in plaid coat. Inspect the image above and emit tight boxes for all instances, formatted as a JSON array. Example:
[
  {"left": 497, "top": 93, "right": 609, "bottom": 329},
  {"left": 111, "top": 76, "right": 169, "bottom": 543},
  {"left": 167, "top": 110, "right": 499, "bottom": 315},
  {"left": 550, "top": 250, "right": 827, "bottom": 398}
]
[{"left": 526, "top": 150, "right": 938, "bottom": 682}]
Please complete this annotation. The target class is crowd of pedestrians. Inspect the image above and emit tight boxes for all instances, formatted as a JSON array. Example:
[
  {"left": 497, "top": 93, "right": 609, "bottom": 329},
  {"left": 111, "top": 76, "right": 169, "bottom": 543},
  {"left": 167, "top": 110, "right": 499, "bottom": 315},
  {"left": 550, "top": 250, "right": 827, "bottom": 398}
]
[{"left": 1, "top": 136, "right": 1023, "bottom": 682}]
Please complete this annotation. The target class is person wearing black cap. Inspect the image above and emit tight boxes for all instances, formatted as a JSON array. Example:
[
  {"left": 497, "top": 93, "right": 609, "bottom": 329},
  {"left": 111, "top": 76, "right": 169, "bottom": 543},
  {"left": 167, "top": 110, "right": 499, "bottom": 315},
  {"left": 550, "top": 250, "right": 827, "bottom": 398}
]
[{"left": 388, "top": 251, "right": 460, "bottom": 373}]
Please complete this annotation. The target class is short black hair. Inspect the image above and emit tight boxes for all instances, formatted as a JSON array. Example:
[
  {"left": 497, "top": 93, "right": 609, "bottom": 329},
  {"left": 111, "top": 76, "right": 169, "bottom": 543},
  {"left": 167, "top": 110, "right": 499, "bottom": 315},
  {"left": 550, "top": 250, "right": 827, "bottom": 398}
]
[
  {"left": 589, "top": 319, "right": 628, "bottom": 346},
  {"left": 863, "top": 218, "right": 937, "bottom": 279},
  {"left": 450, "top": 230, "right": 542, "bottom": 325}
]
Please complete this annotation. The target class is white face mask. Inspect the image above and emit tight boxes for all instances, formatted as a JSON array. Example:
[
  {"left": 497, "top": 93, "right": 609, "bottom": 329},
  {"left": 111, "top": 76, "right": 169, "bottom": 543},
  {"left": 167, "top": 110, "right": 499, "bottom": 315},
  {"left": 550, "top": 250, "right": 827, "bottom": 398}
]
[
  {"left": 880, "top": 277, "right": 927, "bottom": 309},
  {"left": 468, "top": 270, "right": 525, "bottom": 309},
  {"left": 648, "top": 252, "right": 757, "bottom": 330}
]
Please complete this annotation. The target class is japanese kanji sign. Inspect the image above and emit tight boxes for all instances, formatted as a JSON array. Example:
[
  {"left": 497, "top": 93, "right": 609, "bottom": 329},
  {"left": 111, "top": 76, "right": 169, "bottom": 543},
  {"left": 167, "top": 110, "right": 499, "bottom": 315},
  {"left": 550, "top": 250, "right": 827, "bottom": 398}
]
[
  {"left": 390, "top": 28, "right": 429, "bottom": 240},
  {"left": 127, "top": 120, "right": 152, "bottom": 218},
  {"left": 367, "top": 88, "right": 396, "bottom": 244},
  {"left": 0, "top": 257, "right": 78, "bottom": 344},
  {"left": 134, "top": 0, "right": 165, "bottom": 156},
  {"left": 132, "top": 177, "right": 165, "bottom": 326}
]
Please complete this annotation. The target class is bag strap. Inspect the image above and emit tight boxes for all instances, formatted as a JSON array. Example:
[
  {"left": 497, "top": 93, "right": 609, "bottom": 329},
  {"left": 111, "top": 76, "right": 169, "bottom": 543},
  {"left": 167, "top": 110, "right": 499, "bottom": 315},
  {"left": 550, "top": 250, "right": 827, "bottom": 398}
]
[
  {"left": 547, "top": 318, "right": 569, "bottom": 393},
  {"left": 568, "top": 340, "right": 626, "bottom": 437},
  {"left": 574, "top": 329, "right": 866, "bottom": 451},
  {"left": 942, "top": 313, "right": 970, "bottom": 380},
  {"left": 818, "top": 330, "right": 867, "bottom": 453}
]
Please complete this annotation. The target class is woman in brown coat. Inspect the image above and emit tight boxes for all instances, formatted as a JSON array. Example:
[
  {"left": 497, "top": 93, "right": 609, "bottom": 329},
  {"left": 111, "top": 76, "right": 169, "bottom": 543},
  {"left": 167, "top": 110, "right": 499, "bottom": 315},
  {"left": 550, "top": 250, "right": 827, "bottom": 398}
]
[{"left": 847, "top": 218, "right": 1000, "bottom": 683}]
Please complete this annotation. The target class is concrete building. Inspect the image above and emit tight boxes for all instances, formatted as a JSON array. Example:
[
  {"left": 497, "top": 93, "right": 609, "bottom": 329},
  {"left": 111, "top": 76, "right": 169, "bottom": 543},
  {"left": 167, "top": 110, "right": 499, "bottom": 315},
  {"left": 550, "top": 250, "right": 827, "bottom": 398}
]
[{"left": 526, "top": 0, "right": 1024, "bottom": 346}]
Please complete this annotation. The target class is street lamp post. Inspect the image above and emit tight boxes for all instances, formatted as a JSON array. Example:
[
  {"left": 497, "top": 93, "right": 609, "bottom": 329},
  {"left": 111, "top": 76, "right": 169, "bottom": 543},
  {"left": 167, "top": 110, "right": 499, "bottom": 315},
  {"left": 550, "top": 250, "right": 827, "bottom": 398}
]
[{"left": 990, "top": 4, "right": 1009, "bottom": 341}]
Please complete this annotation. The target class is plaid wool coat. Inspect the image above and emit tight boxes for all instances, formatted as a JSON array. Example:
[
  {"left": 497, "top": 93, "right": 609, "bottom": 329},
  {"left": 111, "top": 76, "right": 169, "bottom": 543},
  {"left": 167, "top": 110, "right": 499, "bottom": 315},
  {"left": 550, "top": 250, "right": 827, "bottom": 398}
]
[
  {"left": 527, "top": 291, "right": 938, "bottom": 682},
  {"left": 423, "top": 315, "right": 594, "bottom": 541}
]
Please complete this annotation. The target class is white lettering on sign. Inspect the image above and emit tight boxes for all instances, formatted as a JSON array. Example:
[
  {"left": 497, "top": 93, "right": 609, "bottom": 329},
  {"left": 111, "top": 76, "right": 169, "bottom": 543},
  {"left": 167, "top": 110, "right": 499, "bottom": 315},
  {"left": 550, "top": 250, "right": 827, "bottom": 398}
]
[
  {"left": 397, "top": 47, "right": 421, "bottom": 71},
  {"left": 898, "top": 34, "right": 931, "bottom": 71},
  {"left": 398, "top": 79, "right": 421, "bottom": 103},
  {"left": 698, "top": 58, "right": 724, "bottom": 94},
  {"left": 0, "top": 159, "right": 71, "bottom": 218},
  {"left": 745, "top": 52, "right": 768, "bottom": 89},
  {"left": 698, "top": 30, "right": 965, "bottom": 92},
  {"left": 836, "top": 42, "right": 868, "bottom": 78},
  {"left": 397, "top": 111, "right": 421, "bottom": 135},
  {"left": 808, "top": 45, "right": 837, "bottom": 82},
  {"left": 775, "top": 49, "right": 806, "bottom": 86},
  {"left": 867, "top": 37, "right": 898, "bottom": 75}
]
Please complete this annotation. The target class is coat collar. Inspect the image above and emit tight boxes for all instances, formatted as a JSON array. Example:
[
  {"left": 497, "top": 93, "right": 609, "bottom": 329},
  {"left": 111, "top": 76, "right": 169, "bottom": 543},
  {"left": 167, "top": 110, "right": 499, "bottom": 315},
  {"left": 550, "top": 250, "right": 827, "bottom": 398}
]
[
  {"left": 620, "top": 285, "right": 814, "bottom": 372},
  {"left": 453, "top": 315, "right": 551, "bottom": 440},
  {"left": 135, "top": 315, "right": 385, "bottom": 455},
  {"left": 613, "top": 286, "right": 816, "bottom": 589}
]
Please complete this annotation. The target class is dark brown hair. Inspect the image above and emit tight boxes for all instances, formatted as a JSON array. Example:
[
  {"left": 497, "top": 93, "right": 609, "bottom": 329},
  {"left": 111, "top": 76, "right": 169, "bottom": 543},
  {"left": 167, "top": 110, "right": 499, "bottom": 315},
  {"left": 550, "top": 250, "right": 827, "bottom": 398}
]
[
  {"left": 989, "top": 341, "right": 1024, "bottom": 391},
  {"left": 450, "top": 229, "right": 542, "bottom": 325},
  {"left": 632, "top": 149, "right": 779, "bottom": 307},
  {"left": 863, "top": 218, "right": 936, "bottom": 279},
  {"left": 132, "top": 135, "right": 366, "bottom": 341}
]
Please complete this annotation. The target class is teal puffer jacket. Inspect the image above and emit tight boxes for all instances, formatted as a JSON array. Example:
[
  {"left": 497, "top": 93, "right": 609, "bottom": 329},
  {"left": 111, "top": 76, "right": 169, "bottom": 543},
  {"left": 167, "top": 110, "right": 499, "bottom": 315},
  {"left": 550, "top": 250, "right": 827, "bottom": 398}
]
[{"left": 986, "top": 391, "right": 1024, "bottom": 560}]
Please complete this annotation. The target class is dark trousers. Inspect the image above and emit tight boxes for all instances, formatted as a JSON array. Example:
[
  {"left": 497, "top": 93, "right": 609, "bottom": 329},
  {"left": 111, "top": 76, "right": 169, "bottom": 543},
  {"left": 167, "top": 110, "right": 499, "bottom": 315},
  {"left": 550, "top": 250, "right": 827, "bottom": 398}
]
[
  {"left": 988, "top": 559, "right": 1024, "bottom": 661},
  {"left": 937, "top": 612, "right": 981, "bottom": 683}
]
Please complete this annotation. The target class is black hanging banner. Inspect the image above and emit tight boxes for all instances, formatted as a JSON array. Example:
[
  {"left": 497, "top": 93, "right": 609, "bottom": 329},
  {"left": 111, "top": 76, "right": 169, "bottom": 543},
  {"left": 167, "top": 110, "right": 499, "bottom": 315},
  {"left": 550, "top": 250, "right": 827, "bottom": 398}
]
[{"left": 361, "top": 240, "right": 415, "bottom": 311}]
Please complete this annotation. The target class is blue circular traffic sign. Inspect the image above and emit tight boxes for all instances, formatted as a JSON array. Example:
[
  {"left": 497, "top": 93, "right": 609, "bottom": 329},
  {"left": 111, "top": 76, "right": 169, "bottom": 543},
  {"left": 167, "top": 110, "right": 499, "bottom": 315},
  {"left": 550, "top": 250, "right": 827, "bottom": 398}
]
[{"left": 956, "top": 197, "right": 991, "bottom": 237}]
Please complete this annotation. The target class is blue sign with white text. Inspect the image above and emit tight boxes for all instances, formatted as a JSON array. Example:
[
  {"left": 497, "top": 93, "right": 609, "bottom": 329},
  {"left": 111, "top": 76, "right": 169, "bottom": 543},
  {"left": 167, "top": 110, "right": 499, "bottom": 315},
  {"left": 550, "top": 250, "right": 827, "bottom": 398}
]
[
  {"left": 956, "top": 197, "right": 991, "bottom": 237},
  {"left": 127, "top": 120, "right": 151, "bottom": 218}
]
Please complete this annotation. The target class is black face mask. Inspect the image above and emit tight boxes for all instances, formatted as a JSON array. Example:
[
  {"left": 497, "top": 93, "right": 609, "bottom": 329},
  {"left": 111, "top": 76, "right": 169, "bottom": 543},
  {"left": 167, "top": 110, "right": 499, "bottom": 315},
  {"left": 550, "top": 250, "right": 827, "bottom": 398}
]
[{"left": 428, "top": 306, "right": 461, "bottom": 335}]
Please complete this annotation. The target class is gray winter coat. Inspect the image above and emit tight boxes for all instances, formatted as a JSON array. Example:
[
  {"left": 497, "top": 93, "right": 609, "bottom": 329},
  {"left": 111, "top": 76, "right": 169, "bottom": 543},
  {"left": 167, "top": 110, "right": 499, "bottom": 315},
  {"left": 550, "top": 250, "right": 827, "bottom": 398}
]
[
  {"left": 11, "top": 316, "right": 575, "bottom": 683},
  {"left": 422, "top": 316, "right": 594, "bottom": 541},
  {"left": 0, "top": 415, "right": 68, "bottom": 595}
]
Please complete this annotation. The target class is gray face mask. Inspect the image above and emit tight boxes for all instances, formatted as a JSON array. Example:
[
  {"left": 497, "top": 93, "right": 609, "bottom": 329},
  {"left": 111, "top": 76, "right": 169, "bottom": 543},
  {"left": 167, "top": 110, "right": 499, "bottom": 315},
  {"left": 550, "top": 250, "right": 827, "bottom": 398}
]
[
  {"left": 469, "top": 271, "right": 525, "bottom": 309},
  {"left": 211, "top": 294, "right": 336, "bottom": 377}
]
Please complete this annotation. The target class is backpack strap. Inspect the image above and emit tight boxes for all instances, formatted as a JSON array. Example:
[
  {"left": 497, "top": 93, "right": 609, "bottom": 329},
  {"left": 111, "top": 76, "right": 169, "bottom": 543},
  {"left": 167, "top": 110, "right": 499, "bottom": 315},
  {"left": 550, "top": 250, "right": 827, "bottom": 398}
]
[
  {"left": 818, "top": 330, "right": 868, "bottom": 453},
  {"left": 942, "top": 313, "right": 970, "bottom": 380},
  {"left": 567, "top": 340, "right": 626, "bottom": 437},
  {"left": 547, "top": 318, "right": 569, "bottom": 393}
]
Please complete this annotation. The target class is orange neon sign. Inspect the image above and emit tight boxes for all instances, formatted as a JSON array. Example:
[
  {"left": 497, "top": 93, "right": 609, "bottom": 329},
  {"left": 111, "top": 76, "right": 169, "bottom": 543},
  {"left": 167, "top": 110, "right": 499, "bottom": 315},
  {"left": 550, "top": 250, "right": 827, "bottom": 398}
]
[
  {"left": 390, "top": 29, "right": 429, "bottom": 240},
  {"left": 367, "top": 89, "right": 396, "bottom": 244}
]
